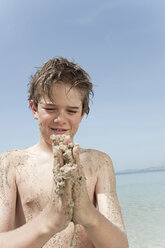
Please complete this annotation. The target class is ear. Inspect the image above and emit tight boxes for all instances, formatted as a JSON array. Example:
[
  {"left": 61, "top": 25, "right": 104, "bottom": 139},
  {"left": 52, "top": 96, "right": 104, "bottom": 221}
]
[{"left": 30, "top": 100, "right": 39, "bottom": 120}]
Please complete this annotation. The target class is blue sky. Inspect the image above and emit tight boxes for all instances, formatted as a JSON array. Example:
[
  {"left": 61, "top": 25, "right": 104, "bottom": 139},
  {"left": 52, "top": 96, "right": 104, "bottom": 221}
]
[{"left": 0, "top": 0, "right": 164, "bottom": 171}]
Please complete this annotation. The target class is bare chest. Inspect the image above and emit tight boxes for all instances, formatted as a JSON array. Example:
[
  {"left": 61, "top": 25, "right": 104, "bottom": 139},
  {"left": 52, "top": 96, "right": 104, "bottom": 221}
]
[
  {"left": 16, "top": 156, "right": 97, "bottom": 222},
  {"left": 14, "top": 149, "right": 97, "bottom": 247}
]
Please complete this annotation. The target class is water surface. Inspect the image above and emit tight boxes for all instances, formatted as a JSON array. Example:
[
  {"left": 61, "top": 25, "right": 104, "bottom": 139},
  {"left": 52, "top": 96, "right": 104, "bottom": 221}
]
[{"left": 116, "top": 171, "right": 165, "bottom": 248}]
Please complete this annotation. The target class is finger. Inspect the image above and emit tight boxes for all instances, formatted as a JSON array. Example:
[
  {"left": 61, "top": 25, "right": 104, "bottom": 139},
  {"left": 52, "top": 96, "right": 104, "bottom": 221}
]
[
  {"left": 62, "top": 177, "right": 74, "bottom": 220},
  {"left": 73, "top": 144, "right": 81, "bottom": 165},
  {"left": 73, "top": 144, "right": 86, "bottom": 184}
]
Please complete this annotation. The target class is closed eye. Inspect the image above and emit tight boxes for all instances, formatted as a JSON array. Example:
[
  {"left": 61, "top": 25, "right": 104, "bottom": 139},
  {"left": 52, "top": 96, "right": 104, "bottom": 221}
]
[
  {"left": 67, "top": 110, "right": 77, "bottom": 114},
  {"left": 44, "top": 108, "right": 57, "bottom": 111}
]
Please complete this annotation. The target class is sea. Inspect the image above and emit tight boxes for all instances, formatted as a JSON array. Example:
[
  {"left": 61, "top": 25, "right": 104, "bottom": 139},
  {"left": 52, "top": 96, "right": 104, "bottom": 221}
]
[{"left": 116, "top": 170, "right": 165, "bottom": 248}]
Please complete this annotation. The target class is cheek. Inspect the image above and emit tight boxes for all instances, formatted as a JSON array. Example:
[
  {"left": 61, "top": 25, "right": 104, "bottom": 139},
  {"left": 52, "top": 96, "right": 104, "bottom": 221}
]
[
  {"left": 69, "top": 117, "right": 83, "bottom": 135},
  {"left": 38, "top": 120, "right": 44, "bottom": 133},
  {"left": 70, "top": 116, "right": 82, "bottom": 126},
  {"left": 38, "top": 122, "right": 42, "bottom": 129},
  {"left": 38, "top": 114, "right": 51, "bottom": 130},
  {"left": 39, "top": 113, "right": 51, "bottom": 123}
]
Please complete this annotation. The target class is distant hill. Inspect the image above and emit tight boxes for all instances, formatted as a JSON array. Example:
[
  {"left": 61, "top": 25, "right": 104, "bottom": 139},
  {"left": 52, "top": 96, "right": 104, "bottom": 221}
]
[{"left": 116, "top": 166, "right": 165, "bottom": 175}]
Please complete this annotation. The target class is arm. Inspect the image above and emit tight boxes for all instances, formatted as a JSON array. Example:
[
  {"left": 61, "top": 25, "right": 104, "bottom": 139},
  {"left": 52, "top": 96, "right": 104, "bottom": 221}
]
[
  {"left": 0, "top": 152, "right": 72, "bottom": 248},
  {"left": 73, "top": 150, "right": 129, "bottom": 248},
  {"left": 0, "top": 212, "right": 57, "bottom": 248},
  {"left": 86, "top": 153, "right": 128, "bottom": 248}
]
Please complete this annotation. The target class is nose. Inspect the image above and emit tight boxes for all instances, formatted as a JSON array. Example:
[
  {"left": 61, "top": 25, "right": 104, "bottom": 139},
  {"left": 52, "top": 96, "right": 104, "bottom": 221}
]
[{"left": 53, "top": 111, "right": 66, "bottom": 124}]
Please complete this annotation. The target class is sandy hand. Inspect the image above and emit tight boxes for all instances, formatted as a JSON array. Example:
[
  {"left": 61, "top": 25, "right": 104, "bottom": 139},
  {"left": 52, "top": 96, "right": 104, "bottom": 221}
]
[
  {"left": 50, "top": 134, "right": 78, "bottom": 222},
  {"left": 72, "top": 145, "right": 91, "bottom": 226},
  {"left": 50, "top": 134, "right": 91, "bottom": 228}
]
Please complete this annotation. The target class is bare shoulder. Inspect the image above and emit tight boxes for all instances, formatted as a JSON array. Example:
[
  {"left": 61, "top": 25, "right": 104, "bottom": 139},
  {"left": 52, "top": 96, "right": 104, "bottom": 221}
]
[
  {"left": 80, "top": 148, "right": 113, "bottom": 164},
  {"left": 0, "top": 148, "right": 30, "bottom": 170},
  {"left": 0, "top": 150, "right": 19, "bottom": 167},
  {"left": 80, "top": 148, "right": 112, "bottom": 160},
  {"left": 80, "top": 148, "right": 114, "bottom": 176}
]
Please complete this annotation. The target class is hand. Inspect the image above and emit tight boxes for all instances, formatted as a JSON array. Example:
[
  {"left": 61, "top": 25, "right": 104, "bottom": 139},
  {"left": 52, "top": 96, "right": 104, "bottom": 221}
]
[
  {"left": 45, "top": 134, "right": 76, "bottom": 232},
  {"left": 72, "top": 145, "right": 93, "bottom": 226}
]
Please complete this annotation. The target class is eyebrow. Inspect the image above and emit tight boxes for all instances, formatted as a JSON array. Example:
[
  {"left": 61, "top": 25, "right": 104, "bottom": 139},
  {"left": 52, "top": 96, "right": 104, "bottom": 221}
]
[
  {"left": 40, "top": 103, "right": 81, "bottom": 109},
  {"left": 67, "top": 106, "right": 80, "bottom": 109}
]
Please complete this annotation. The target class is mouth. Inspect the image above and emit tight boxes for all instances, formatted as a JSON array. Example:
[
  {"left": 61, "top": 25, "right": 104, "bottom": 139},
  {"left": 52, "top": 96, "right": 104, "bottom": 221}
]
[{"left": 51, "top": 128, "right": 68, "bottom": 135}]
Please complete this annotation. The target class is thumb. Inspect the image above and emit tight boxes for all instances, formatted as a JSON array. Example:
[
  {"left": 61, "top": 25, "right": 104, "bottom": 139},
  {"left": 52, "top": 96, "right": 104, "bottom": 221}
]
[{"left": 73, "top": 144, "right": 80, "bottom": 163}]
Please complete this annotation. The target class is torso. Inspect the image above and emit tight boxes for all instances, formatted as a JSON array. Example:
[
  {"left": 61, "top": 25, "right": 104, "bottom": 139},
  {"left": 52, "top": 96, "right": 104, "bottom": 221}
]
[{"left": 13, "top": 147, "right": 98, "bottom": 248}]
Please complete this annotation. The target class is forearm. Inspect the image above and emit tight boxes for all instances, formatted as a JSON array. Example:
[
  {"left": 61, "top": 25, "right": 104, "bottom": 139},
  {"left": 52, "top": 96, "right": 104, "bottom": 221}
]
[
  {"left": 0, "top": 210, "right": 56, "bottom": 248},
  {"left": 84, "top": 206, "right": 129, "bottom": 248}
]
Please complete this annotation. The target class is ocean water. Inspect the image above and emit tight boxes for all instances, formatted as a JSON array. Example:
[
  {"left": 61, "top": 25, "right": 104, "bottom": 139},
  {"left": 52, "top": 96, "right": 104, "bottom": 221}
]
[{"left": 116, "top": 171, "right": 165, "bottom": 248}]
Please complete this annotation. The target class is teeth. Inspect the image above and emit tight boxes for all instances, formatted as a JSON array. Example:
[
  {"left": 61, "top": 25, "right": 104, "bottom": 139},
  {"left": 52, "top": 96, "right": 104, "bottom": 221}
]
[{"left": 54, "top": 129, "right": 65, "bottom": 131}]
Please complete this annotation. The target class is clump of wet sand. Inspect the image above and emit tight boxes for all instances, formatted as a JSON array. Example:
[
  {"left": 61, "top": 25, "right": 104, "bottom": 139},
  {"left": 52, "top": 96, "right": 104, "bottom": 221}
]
[
  {"left": 50, "top": 134, "right": 77, "bottom": 196},
  {"left": 50, "top": 134, "right": 80, "bottom": 247}
]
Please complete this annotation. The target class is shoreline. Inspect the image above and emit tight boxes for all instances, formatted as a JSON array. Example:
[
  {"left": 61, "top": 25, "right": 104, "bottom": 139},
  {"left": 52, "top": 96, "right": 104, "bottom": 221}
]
[{"left": 116, "top": 168, "right": 165, "bottom": 176}]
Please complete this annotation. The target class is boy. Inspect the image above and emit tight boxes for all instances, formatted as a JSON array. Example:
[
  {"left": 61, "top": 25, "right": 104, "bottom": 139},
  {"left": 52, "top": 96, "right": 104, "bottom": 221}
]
[{"left": 0, "top": 57, "right": 129, "bottom": 248}]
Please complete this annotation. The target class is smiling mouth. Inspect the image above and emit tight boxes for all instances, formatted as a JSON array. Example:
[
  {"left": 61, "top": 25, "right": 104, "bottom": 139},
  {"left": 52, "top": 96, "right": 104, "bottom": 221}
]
[{"left": 51, "top": 128, "right": 68, "bottom": 134}]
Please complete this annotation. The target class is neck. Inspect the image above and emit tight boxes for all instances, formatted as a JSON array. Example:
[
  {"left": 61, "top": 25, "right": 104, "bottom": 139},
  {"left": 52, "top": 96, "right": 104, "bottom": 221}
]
[{"left": 37, "top": 137, "right": 53, "bottom": 154}]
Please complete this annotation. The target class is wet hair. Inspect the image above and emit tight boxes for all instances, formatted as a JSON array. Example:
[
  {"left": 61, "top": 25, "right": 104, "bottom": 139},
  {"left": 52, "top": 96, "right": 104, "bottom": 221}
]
[{"left": 28, "top": 57, "right": 94, "bottom": 115}]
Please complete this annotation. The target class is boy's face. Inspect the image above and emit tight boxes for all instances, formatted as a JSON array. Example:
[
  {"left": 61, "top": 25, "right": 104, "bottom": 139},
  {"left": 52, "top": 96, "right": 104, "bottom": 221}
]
[{"left": 31, "top": 83, "right": 85, "bottom": 145}]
